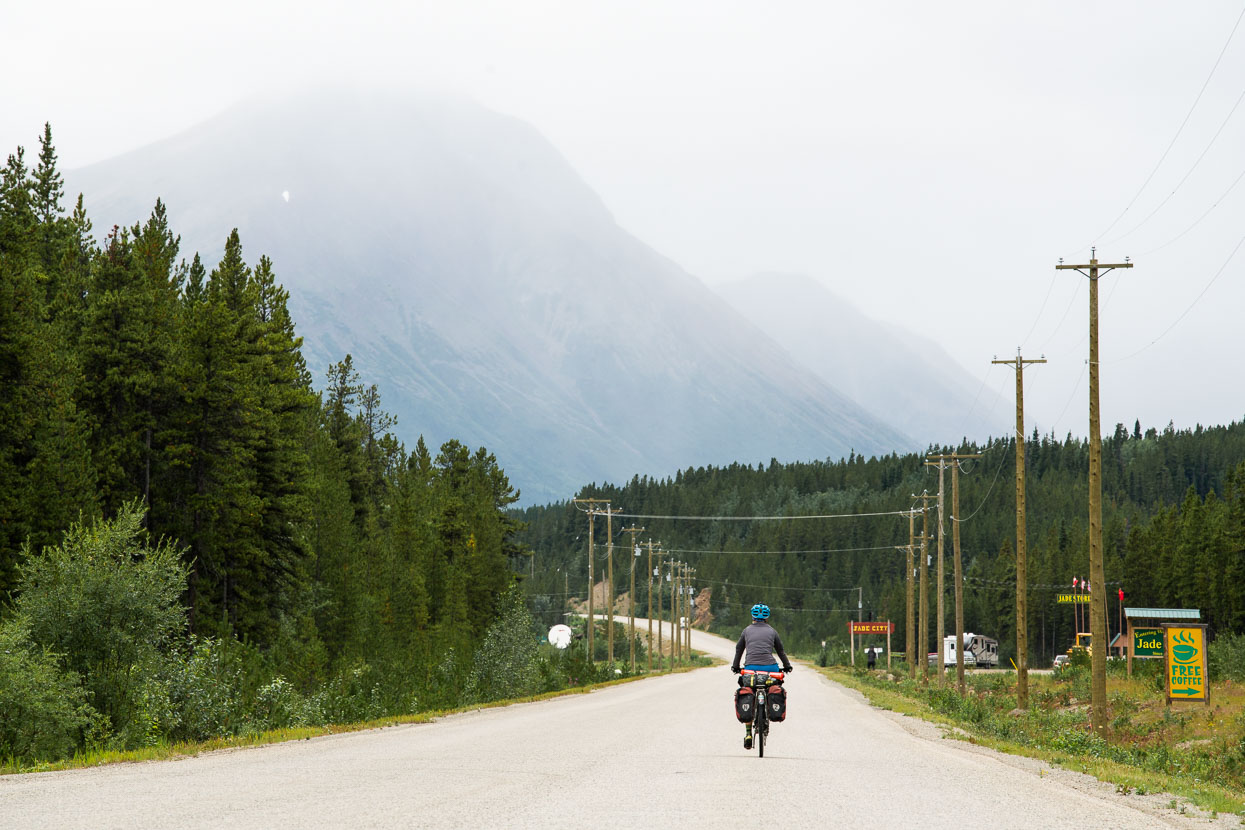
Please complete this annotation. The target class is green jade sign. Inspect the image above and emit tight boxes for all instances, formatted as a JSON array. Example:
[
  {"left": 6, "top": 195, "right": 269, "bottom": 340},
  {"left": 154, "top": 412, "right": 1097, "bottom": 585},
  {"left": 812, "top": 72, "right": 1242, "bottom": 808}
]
[{"left": 1133, "top": 627, "right": 1163, "bottom": 657}]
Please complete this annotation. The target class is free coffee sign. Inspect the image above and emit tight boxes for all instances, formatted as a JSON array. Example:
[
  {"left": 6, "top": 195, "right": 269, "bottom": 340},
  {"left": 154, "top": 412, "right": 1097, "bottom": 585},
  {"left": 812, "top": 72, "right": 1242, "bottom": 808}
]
[{"left": 1163, "top": 624, "right": 1208, "bottom": 703}]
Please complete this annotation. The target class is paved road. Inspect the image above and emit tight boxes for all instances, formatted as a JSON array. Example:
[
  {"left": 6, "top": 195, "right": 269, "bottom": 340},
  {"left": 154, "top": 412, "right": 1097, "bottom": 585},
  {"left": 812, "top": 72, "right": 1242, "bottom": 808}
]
[{"left": 0, "top": 624, "right": 1212, "bottom": 829}]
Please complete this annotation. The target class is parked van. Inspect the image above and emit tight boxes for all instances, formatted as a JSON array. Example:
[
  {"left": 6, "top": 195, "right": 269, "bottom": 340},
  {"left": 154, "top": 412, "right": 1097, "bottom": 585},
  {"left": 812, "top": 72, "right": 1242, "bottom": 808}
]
[{"left": 928, "top": 633, "right": 1000, "bottom": 668}]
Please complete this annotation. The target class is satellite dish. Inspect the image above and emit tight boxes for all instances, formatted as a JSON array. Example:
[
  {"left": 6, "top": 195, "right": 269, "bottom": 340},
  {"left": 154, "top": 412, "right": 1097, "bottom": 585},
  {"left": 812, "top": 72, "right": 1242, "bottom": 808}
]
[{"left": 548, "top": 624, "right": 573, "bottom": 649}]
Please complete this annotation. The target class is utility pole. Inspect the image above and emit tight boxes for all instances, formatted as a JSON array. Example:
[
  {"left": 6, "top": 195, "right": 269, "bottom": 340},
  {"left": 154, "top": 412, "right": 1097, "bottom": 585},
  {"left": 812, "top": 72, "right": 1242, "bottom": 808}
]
[
  {"left": 571, "top": 498, "right": 612, "bottom": 663},
  {"left": 918, "top": 492, "right": 933, "bottom": 683},
  {"left": 686, "top": 566, "right": 695, "bottom": 657},
  {"left": 924, "top": 459, "right": 949, "bottom": 685},
  {"left": 646, "top": 540, "right": 659, "bottom": 672},
  {"left": 954, "top": 452, "right": 980, "bottom": 695},
  {"left": 669, "top": 560, "right": 679, "bottom": 667},
  {"left": 928, "top": 453, "right": 982, "bottom": 694},
  {"left": 622, "top": 524, "right": 645, "bottom": 672},
  {"left": 906, "top": 509, "right": 917, "bottom": 679},
  {"left": 1057, "top": 250, "right": 1132, "bottom": 736},
  {"left": 993, "top": 349, "right": 1046, "bottom": 709},
  {"left": 606, "top": 507, "right": 616, "bottom": 663},
  {"left": 657, "top": 556, "right": 665, "bottom": 668}
]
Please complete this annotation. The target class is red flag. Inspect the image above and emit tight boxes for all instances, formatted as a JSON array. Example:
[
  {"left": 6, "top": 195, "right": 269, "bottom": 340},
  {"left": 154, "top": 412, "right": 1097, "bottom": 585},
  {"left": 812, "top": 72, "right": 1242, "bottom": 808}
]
[
  {"left": 1072, "top": 577, "right": 1078, "bottom": 588},
  {"left": 1118, "top": 588, "right": 1124, "bottom": 602}
]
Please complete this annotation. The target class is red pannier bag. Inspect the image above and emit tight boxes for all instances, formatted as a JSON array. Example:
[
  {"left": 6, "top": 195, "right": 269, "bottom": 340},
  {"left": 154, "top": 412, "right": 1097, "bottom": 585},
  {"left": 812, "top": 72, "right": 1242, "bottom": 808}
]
[
  {"left": 734, "top": 686, "right": 756, "bottom": 722},
  {"left": 765, "top": 682, "right": 787, "bottom": 722}
]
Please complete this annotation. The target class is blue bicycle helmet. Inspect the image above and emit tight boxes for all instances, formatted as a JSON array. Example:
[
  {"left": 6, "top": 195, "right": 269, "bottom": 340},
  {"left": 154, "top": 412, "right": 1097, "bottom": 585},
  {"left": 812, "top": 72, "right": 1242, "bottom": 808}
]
[{"left": 750, "top": 604, "right": 770, "bottom": 620}]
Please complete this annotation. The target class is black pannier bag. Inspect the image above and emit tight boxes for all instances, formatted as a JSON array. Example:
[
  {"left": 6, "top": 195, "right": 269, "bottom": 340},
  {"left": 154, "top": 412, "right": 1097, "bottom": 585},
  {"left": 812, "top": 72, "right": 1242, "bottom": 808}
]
[
  {"left": 766, "top": 683, "right": 787, "bottom": 721},
  {"left": 734, "top": 687, "right": 756, "bottom": 722}
]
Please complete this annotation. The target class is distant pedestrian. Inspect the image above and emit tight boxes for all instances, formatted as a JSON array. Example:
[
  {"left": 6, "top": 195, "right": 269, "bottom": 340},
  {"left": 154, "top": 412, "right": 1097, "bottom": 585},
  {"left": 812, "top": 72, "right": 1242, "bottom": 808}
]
[{"left": 866, "top": 647, "right": 876, "bottom": 669}]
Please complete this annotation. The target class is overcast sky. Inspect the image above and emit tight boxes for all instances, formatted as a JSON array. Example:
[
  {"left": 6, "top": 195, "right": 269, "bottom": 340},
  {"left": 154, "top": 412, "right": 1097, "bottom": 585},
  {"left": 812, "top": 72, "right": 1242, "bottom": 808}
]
[{"left": 6, "top": 1, "right": 1245, "bottom": 441}]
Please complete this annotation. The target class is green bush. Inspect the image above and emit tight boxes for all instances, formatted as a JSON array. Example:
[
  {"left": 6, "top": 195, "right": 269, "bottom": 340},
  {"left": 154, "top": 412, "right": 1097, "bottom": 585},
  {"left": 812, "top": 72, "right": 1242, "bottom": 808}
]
[
  {"left": 465, "top": 589, "right": 540, "bottom": 704},
  {"left": 1208, "top": 631, "right": 1245, "bottom": 682},
  {"left": 14, "top": 503, "right": 188, "bottom": 748},
  {"left": 158, "top": 636, "right": 248, "bottom": 742},
  {"left": 0, "top": 619, "right": 103, "bottom": 762}
]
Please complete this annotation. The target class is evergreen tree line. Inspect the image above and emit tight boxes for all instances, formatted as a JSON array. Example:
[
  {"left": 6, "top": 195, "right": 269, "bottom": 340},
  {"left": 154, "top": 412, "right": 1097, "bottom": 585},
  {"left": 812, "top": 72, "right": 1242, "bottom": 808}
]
[
  {"left": 518, "top": 421, "right": 1245, "bottom": 665},
  {"left": 0, "top": 127, "right": 556, "bottom": 764}
]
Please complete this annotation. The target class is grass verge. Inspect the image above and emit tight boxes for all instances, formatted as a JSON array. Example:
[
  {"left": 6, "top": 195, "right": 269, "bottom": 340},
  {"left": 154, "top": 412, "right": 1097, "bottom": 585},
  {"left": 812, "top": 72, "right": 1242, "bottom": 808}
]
[
  {"left": 3, "top": 658, "right": 713, "bottom": 776},
  {"left": 820, "top": 666, "right": 1245, "bottom": 819}
]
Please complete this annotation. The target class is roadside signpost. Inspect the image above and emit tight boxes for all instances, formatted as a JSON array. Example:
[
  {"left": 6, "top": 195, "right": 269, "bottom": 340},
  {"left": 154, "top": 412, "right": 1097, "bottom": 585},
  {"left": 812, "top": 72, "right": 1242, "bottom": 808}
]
[
  {"left": 1125, "top": 608, "right": 1200, "bottom": 676},
  {"left": 1163, "top": 623, "right": 1209, "bottom": 705},
  {"left": 1132, "top": 627, "right": 1163, "bottom": 657},
  {"left": 849, "top": 621, "right": 894, "bottom": 669}
]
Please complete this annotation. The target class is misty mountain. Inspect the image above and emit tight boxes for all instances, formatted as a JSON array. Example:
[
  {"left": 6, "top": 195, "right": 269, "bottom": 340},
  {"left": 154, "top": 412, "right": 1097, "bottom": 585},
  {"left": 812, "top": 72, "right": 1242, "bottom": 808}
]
[
  {"left": 715, "top": 274, "right": 1008, "bottom": 445},
  {"left": 67, "top": 86, "right": 913, "bottom": 503}
]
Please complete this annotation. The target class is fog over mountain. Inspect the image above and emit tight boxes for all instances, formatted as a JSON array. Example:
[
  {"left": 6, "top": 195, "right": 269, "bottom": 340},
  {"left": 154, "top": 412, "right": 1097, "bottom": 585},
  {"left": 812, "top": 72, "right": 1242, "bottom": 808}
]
[
  {"left": 67, "top": 86, "right": 916, "bottom": 503},
  {"left": 715, "top": 274, "right": 1009, "bottom": 446}
]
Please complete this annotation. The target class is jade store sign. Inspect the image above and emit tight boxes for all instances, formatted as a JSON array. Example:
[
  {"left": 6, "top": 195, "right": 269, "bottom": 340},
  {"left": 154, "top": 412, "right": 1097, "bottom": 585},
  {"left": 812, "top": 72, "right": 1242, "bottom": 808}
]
[{"left": 1132, "top": 627, "right": 1163, "bottom": 657}]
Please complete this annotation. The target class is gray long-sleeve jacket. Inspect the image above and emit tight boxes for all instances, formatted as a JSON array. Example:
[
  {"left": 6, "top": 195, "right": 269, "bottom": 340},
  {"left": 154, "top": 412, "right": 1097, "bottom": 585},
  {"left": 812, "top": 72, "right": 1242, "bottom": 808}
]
[{"left": 732, "top": 620, "right": 791, "bottom": 670}]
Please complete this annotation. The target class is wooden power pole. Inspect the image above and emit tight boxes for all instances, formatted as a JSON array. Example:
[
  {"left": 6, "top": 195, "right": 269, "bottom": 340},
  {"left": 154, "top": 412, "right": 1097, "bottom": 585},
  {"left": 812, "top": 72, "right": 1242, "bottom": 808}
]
[
  {"left": 918, "top": 492, "right": 933, "bottom": 683},
  {"left": 1057, "top": 250, "right": 1132, "bottom": 736},
  {"left": 686, "top": 566, "right": 695, "bottom": 657},
  {"left": 571, "top": 498, "right": 612, "bottom": 663},
  {"left": 906, "top": 509, "right": 917, "bottom": 679},
  {"left": 669, "top": 559, "right": 679, "bottom": 667},
  {"left": 928, "top": 452, "right": 982, "bottom": 694},
  {"left": 924, "top": 459, "right": 949, "bottom": 685},
  {"left": 646, "top": 540, "right": 659, "bottom": 672},
  {"left": 622, "top": 524, "right": 645, "bottom": 672},
  {"left": 993, "top": 350, "right": 1046, "bottom": 709}
]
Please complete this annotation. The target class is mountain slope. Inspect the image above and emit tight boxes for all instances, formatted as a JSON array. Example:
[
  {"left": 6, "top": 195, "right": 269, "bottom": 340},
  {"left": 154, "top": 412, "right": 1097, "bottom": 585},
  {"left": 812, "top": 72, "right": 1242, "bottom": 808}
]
[
  {"left": 715, "top": 273, "right": 1008, "bottom": 444},
  {"left": 67, "top": 87, "right": 913, "bottom": 502}
]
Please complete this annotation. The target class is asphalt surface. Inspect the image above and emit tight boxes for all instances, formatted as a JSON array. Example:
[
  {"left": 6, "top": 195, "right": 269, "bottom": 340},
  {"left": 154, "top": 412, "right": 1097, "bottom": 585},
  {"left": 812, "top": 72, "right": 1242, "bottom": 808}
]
[{"left": 0, "top": 623, "right": 1217, "bottom": 829}]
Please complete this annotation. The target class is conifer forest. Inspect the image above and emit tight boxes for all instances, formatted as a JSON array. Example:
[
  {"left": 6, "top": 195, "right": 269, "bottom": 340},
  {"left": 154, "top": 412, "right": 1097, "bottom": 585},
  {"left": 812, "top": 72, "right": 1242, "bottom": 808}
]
[
  {"left": 0, "top": 128, "right": 554, "bottom": 765},
  {"left": 3, "top": 126, "right": 1245, "bottom": 767}
]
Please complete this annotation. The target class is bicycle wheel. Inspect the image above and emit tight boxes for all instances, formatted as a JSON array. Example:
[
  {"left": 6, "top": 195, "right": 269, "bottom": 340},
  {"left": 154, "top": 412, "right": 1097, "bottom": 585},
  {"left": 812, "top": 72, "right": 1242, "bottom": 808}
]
[{"left": 756, "top": 708, "right": 766, "bottom": 757}]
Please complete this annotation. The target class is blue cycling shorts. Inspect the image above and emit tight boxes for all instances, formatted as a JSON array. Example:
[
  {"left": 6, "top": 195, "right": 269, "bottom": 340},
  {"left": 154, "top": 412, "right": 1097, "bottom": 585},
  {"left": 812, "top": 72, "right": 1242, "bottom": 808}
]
[{"left": 743, "top": 663, "right": 782, "bottom": 672}]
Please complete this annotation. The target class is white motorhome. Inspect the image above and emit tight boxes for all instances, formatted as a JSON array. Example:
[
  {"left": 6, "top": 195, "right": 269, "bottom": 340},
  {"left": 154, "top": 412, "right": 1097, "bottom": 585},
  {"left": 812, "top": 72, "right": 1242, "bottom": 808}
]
[{"left": 928, "top": 633, "right": 999, "bottom": 668}]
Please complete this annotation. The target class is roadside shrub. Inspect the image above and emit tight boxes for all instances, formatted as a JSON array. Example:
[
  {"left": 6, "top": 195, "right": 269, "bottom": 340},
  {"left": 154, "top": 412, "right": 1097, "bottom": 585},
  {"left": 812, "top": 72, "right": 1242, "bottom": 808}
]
[
  {"left": 159, "top": 636, "right": 248, "bottom": 742},
  {"left": 249, "top": 676, "right": 313, "bottom": 731},
  {"left": 0, "top": 619, "right": 103, "bottom": 762},
  {"left": 308, "top": 663, "right": 386, "bottom": 723},
  {"left": 465, "top": 588, "right": 539, "bottom": 704},
  {"left": 1208, "top": 631, "right": 1245, "bottom": 682},
  {"left": 14, "top": 504, "right": 188, "bottom": 748}
]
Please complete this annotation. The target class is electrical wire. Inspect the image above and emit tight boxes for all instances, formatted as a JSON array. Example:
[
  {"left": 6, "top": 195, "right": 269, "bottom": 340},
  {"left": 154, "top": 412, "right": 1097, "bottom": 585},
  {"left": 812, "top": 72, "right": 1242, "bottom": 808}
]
[
  {"left": 1138, "top": 161, "right": 1245, "bottom": 256},
  {"left": 1019, "top": 271, "right": 1061, "bottom": 351},
  {"left": 964, "top": 575, "right": 1121, "bottom": 591},
  {"left": 950, "top": 448, "right": 1011, "bottom": 524},
  {"left": 1107, "top": 228, "right": 1245, "bottom": 364},
  {"left": 697, "top": 576, "right": 890, "bottom": 592},
  {"left": 1106, "top": 77, "right": 1245, "bottom": 246},
  {"left": 612, "top": 509, "right": 916, "bottom": 521},
  {"left": 1047, "top": 360, "right": 1088, "bottom": 435},
  {"left": 1065, "top": 2, "right": 1245, "bottom": 255},
  {"left": 659, "top": 544, "right": 903, "bottom": 555}
]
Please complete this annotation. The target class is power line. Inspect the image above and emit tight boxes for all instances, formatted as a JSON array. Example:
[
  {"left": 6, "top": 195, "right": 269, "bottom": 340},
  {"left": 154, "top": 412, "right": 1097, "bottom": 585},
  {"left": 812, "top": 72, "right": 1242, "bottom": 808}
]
[
  {"left": 660, "top": 544, "right": 904, "bottom": 555},
  {"left": 1106, "top": 77, "right": 1245, "bottom": 246},
  {"left": 698, "top": 576, "right": 882, "bottom": 592},
  {"left": 714, "top": 598, "right": 865, "bottom": 614},
  {"left": 1108, "top": 229, "right": 1245, "bottom": 364},
  {"left": 1066, "top": 2, "right": 1245, "bottom": 254},
  {"left": 951, "top": 447, "right": 1011, "bottom": 524},
  {"left": 1138, "top": 161, "right": 1245, "bottom": 256},
  {"left": 613, "top": 509, "right": 916, "bottom": 521}
]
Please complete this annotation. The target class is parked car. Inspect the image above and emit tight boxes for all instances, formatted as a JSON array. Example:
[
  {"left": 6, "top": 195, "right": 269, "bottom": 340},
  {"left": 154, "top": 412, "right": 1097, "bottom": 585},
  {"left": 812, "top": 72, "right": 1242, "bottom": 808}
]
[{"left": 1053, "top": 654, "right": 1069, "bottom": 669}]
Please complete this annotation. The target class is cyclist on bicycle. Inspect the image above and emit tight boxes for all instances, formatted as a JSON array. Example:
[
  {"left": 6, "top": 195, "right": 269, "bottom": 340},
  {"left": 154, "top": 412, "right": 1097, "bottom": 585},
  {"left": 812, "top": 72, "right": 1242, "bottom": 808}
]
[{"left": 731, "top": 604, "right": 793, "bottom": 749}]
